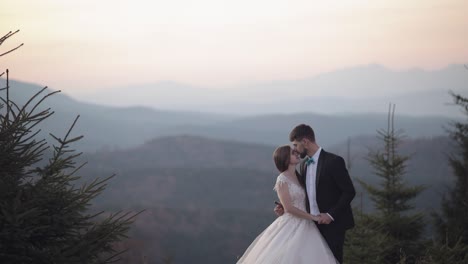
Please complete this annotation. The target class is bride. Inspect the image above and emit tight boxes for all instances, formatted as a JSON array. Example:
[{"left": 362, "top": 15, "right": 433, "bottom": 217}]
[{"left": 237, "top": 145, "right": 337, "bottom": 264}]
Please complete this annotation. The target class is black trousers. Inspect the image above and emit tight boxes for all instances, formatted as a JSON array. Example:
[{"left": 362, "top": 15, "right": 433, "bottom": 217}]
[{"left": 317, "top": 224, "right": 346, "bottom": 264}]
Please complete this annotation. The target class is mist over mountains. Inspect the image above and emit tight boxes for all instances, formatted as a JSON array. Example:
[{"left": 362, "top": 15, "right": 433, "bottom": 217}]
[
  {"left": 78, "top": 64, "right": 468, "bottom": 117},
  {"left": 2, "top": 65, "right": 462, "bottom": 152}
]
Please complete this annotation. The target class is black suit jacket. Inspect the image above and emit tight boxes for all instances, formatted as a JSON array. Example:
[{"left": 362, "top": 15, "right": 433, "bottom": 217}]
[{"left": 297, "top": 149, "right": 356, "bottom": 231}]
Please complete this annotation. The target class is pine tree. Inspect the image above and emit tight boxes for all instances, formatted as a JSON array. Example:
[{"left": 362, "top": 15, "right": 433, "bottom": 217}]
[
  {"left": 344, "top": 137, "right": 392, "bottom": 264},
  {"left": 358, "top": 104, "right": 426, "bottom": 264},
  {"left": 0, "top": 30, "right": 140, "bottom": 263},
  {"left": 430, "top": 92, "right": 468, "bottom": 262},
  {"left": 344, "top": 209, "right": 393, "bottom": 264}
]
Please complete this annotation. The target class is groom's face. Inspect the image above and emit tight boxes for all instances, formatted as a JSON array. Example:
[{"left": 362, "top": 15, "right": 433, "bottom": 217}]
[{"left": 292, "top": 139, "right": 308, "bottom": 159}]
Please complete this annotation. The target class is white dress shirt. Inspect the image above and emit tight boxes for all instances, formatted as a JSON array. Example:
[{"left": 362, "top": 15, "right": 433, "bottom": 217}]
[
  {"left": 305, "top": 147, "right": 322, "bottom": 216},
  {"left": 304, "top": 148, "right": 335, "bottom": 221}
]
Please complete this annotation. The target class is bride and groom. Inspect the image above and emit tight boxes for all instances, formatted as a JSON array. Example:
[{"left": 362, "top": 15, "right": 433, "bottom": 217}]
[{"left": 237, "top": 124, "right": 356, "bottom": 264}]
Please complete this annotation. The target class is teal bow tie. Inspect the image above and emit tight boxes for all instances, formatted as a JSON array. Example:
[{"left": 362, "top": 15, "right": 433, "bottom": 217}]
[{"left": 305, "top": 157, "right": 315, "bottom": 166}]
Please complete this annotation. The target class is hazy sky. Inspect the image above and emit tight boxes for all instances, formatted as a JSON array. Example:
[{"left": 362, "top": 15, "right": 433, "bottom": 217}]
[{"left": 1, "top": 0, "right": 468, "bottom": 95}]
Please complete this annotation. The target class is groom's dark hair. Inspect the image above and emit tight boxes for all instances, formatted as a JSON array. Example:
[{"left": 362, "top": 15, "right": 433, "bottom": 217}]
[{"left": 289, "top": 124, "right": 316, "bottom": 142}]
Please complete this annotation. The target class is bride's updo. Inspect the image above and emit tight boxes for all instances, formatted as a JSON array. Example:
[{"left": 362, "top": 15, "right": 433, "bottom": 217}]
[{"left": 273, "top": 145, "right": 291, "bottom": 172}]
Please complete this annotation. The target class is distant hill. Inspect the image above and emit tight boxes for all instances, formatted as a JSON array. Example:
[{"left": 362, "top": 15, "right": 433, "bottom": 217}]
[
  {"left": 79, "top": 64, "right": 468, "bottom": 117},
  {"left": 0, "top": 79, "right": 457, "bottom": 152},
  {"left": 83, "top": 135, "right": 275, "bottom": 172},
  {"left": 82, "top": 135, "right": 454, "bottom": 211},
  {"left": 187, "top": 112, "right": 452, "bottom": 148},
  {"left": 1, "top": 79, "right": 231, "bottom": 151},
  {"left": 80, "top": 136, "right": 277, "bottom": 211},
  {"left": 79, "top": 135, "right": 456, "bottom": 263}
]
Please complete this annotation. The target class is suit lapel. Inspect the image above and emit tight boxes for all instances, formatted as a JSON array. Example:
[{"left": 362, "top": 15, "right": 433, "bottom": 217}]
[
  {"left": 315, "top": 150, "right": 326, "bottom": 188},
  {"left": 298, "top": 160, "right": 307, "bottom": 187}
]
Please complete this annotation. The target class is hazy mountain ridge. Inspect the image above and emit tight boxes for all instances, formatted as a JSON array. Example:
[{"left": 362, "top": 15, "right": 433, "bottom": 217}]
[
  {"left": 3, "top": 79, "right": 230, "bottom": 124},
  {"left": 1, "top": 79, "right": 235, "bottom": 150},
  {"left": 2, "top": 70, "right": 461, "bottom": 153},
  {"left": 166, "top": 112, "right": 452, "bottom": 148},
  {"left": 79, "top": 64, "right": 468, "bottom": 116}
]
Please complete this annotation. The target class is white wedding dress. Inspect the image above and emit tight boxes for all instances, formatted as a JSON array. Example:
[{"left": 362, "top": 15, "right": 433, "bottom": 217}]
[{"left": 237, "top": 173, "right": 338, "bottom": 264}]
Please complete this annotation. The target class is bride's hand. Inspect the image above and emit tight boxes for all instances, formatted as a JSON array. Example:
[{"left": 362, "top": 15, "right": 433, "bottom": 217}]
[
  {"left": 274, "top": 202, "right": 284, "bottom": 217},
  {"left": 311, "top": 215, "right": 320, "bottom": 222}
]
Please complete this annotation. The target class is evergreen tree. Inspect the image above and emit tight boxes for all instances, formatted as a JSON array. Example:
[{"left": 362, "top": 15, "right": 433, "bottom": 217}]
[
  {"left": 0, "top": 30, "right": 140, "bottom": 263},
  {"left": 344, "top": 136, "right": 393, "bottom": 264},
  {"left": 431, "top": 92, "right": 468, "bottom": 261},
  {"left": 344, "top": 209, "right": 393, "bottom": 264},
  {"left": 421, "top": 239, "right": 468, "bottom": 264},
  {"left": 358, "top": 104, "right": 426, "bottom": 264}
]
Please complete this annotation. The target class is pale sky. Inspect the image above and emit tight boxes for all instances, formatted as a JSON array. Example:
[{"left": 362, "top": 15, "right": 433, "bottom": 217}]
[{"left": 1, "top": 0, "right": 468, "bottom": 95}]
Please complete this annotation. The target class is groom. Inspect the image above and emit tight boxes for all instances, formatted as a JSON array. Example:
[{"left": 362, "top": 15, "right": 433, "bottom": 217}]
[{"left": 275, "top": 124, "right": 356, "bottom": 263}]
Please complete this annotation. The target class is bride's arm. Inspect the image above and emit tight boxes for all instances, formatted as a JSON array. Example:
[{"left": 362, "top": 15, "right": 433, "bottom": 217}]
[{"left": 276, "top": 182, "right": 319, "bottom": 221}]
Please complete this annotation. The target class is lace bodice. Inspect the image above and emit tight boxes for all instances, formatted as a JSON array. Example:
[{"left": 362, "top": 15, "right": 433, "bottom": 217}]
[{"left": 274, "top": 173, "right": 307, "bottom": 211}]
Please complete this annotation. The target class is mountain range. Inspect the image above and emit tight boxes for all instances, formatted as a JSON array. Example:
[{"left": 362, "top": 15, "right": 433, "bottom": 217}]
[
  {"left": 77, "top": 64, "right": 468, "bottom": 116},
  {"left": 1, "top": 73, "right": 461, "bottom": 152}
]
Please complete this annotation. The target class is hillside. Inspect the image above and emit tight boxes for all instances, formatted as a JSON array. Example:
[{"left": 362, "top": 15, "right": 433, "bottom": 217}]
[
  {"left": 83, "top": 135, "right": 454, "bottom": 212},
  {"left": 1, "top": 79, "right": 231, "bottom": 151}
]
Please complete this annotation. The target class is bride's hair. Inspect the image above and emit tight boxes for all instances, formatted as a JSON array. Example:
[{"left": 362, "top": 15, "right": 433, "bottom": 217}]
[{"left": 273, "top": 145, "right": 291, "bottom": 172}]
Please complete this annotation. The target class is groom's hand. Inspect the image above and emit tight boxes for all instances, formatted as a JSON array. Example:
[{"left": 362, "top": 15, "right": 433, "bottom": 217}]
[{"left": 318, "top": 213, "right": 333, "bottom": 224}]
